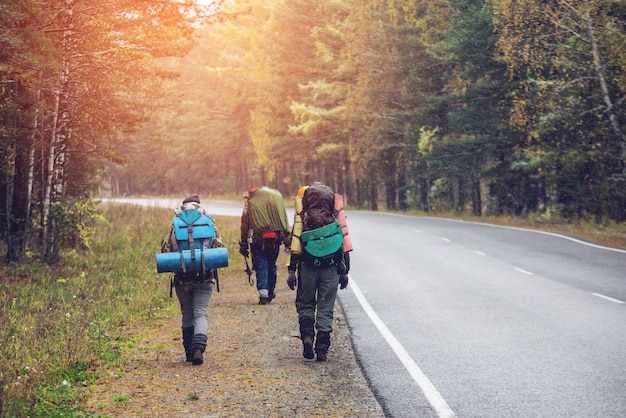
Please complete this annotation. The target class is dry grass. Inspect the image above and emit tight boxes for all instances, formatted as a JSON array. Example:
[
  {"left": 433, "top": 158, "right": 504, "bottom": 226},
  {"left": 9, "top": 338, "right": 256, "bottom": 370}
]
[
  {"left": 395, "top": 209, "right": 626, "bottom": 250},
  {"left": 463, "top": 215, "right": 626, "bottom": 250}
]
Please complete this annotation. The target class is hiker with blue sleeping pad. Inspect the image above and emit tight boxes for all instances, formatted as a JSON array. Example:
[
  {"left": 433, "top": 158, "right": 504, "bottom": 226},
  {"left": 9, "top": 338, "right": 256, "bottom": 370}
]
[
  {"left": 286, "top": 182, "right": 352, "bottom": 362},
  {"left": 239, "top": 186, "right": 291, "bottom": 305},
  {"left": 160, "top": 194, "right": 226, "bottom": 365}
]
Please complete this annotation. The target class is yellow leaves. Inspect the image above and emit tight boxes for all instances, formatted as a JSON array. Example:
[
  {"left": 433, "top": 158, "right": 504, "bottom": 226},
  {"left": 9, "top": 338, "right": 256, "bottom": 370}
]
[
  {"left": 418, "top": 126, "right": 439, "bottom": 155},
  {"left": 445, "top": 77, "right": 469, "bottom": 96},
  {"left": 316, "top": 143, "right": 344, "bottom": 155},
  {"left": 249, "top": 104, "right": 286, "bottom": 181},
  {"left": 290, "top": 100, "right": 346, "bottom": 137},
  {"left": 248, "top": 105, "right": 274, "bottom": 168},
  {"left": 242, "top": 42, "right": 273, "bottom": 84}
]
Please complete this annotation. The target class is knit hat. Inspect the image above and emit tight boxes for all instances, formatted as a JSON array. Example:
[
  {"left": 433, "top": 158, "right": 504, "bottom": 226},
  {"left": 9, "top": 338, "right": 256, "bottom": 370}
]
[{"left": 183, "top": 194, "right": 200, "bottom": 204}]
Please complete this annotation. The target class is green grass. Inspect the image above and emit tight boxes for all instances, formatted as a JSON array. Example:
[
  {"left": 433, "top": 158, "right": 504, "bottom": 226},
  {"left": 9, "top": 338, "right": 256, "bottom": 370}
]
[
  {"left": 0, "top": 204, "right": 240, "bottom": 417},
  {"left": 185, "top": 392, "right": 200, "bottom": 401}
]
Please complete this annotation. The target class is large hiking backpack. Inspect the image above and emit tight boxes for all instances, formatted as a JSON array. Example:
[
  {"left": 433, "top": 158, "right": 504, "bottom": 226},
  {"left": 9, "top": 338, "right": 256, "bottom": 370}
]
[
  {"left": 300, "top": 184, "right": 344, "bottom": 263},
  {"left": 156, "top": 208, "right": 228, "bottom": 279},
  {"left": 246, "top": 186, "right": 290, "bottom": 236},
  {"left": 302, "top": 183, "right": 335, "bottom": 230}
]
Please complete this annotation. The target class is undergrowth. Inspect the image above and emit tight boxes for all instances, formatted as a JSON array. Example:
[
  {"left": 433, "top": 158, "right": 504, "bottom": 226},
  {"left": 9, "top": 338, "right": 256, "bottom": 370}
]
[
  {"left": 397, "top": 209, "right": 626, "bottom": 250},
  {"left": 0, "top": 204, "right": 239, "bottom": 417}
]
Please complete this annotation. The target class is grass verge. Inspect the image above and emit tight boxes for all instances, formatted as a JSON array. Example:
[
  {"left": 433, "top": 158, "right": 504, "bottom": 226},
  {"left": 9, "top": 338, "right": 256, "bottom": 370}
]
[
  {"left": 0, "top": 204, "right": 239, "bottom": 417},
  {"left": 426, "top": 211, "right": 626, "bottom": 250}
]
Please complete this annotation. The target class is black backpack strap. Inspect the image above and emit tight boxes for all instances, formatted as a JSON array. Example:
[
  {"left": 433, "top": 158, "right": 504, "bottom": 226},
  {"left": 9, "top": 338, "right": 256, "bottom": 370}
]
[
  {"left": 180, "top": 251, "right": 186, "bottom": 274},
  {"left": 200, "top": 246, "right": 206, "bottom": 277},
  {"left": 187, "top": 224, "right": 195, "bottom": 261}
]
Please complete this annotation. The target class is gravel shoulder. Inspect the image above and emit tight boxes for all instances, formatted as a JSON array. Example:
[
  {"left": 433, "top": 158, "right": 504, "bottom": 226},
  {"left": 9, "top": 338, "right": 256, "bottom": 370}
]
[{"left": 84, "top": 255, "right": 385, "bottom": 417}]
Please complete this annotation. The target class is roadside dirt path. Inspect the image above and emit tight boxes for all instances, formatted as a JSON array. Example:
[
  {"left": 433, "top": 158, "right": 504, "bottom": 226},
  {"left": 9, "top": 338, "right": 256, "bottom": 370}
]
[{"left": 84, "top": 259, "right": 385, "bottom": 417}]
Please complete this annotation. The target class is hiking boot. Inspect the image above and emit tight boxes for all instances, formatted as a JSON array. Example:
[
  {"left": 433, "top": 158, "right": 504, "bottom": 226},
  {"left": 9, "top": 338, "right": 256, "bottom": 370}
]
[
  {"left": 258, "top": 297, "right": 269, "bottom": 305},
  {"left": 315, "top": 331, "right": 330, "bottom": 362},
  {"left": 268, "top": 291, "right": 275, "bottom": 302},
  {"left": 183, "top": 327, "right": 194, "bottom": 362},
  {"left": 192, "top": 348, "right": 203, "bottom": 365},
  {"left": 302, "top": 335, "right": 314, "bottom": 360}
]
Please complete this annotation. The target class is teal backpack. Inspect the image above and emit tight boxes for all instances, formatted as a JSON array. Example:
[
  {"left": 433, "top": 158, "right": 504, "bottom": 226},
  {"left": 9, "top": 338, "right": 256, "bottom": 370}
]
[
  {"left": 299, "top": 184, "right": 344, "bottom": 266},
  {"left": 156, "top": 209, "right": 228, "bottom": 288},
  {"left": 300, "top": 222, "right": 343, "bottom": 258}
]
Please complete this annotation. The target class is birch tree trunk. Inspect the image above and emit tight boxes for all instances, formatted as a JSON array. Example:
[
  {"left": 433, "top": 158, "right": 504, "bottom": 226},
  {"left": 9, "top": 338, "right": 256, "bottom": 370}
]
[
  {"left": 43, "top": 0, "right": 74, "bottom": 264},
  {"left": 582, "top": 0, "right": 626, "bottom": 159}
]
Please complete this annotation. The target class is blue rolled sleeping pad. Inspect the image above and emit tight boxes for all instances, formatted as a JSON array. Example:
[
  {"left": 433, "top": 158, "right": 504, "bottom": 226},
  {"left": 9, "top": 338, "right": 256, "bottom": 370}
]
[{"left": 156, "top": 247, "right": 229, "bottom": 273}]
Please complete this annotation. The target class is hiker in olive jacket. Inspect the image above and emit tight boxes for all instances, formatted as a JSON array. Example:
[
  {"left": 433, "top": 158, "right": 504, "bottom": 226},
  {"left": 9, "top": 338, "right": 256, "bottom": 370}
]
[
  {"left": 161, "top": 194, "right": 224, "bottom": 365},
  {"left": 239, "top": 186, "right": 291, "bottom": 305}
]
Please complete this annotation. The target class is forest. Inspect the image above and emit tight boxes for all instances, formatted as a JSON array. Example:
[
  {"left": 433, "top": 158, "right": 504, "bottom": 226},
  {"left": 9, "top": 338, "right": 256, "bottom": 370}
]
[{"left": 2, "top": 0, "right": 625, "bottom": 263}]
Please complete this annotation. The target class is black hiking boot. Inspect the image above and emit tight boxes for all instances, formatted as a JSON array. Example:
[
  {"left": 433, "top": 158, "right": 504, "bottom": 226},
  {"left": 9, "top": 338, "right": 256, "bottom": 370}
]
[
  {"left": 302, "top": 335, "right": 314, "bottom": 359},
  {"left": 258, "top": 297, "right": 269, "bottom": 305},
  {"left": 299, "top": 318, "right": 315, "bottom": 360},
  {"left": 315, "top": 331, "right": 331, "bottom": 362},
  {"left": 182, "top": 327, "right": 194, "bottom": 362},
  {"left": 192, "top": 348, "right": 203, "bottom": 365},
  {"left": 190, "top": 334, "right": 207, "bottom": 366}
]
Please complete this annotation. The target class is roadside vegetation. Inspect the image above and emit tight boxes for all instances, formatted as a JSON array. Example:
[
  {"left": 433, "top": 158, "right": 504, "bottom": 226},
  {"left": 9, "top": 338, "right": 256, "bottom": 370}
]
[
  {"left": 0, "top": 204, "right": 240, "bottom": 417},
  {"left": 415, "top": 210, "right": 626, "bottom": 251},
  {"left": 1, "top": 201, "right": 623, "bottom": 416}
]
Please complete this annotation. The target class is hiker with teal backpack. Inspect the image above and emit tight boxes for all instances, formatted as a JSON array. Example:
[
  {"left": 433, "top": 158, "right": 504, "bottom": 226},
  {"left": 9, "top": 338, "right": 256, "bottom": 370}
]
[
  {"left": 160, "top": 194, "right": 226, "bottom": 365},
  {"left": 239, "top": 186, "right": 291, "bottom": 305},
  {"left": 286, "top": 183, "right": 351, "bottom": 362}
]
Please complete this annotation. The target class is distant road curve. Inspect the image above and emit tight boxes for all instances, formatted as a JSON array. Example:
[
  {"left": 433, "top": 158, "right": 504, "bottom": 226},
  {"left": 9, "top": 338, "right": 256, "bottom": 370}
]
[{"left": 99, "top": 197, "right": 253, "bottom": 218}]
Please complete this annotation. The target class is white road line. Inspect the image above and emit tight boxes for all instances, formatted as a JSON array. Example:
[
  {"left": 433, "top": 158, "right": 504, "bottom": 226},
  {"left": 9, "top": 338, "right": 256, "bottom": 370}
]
[
  {"left": 382, "top": 212, "right": 626, "bottom": 254},
  {"left": 441, "top": 237, "right": 451, "bottom": 242},
  {"left": 592, "top": 293, "right": 625, "bottom": 304},
  {"left": 349, "top": 278, "right": 456, "bottom": 418},
  {"left": 474, "top": 250, "right": 486, "bottom": 256},
  {"left": 515, "top": 267, "right": 534, "bottom": 275}
]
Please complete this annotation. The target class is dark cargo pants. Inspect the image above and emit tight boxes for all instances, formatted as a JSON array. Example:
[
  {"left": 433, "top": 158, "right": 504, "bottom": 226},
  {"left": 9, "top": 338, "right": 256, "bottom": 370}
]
[{"left": 295, "top": 262, "right": 339, "bottom": 333}]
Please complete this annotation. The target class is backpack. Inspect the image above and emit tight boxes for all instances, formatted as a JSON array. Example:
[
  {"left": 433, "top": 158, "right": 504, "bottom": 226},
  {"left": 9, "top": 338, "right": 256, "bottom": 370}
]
[
  {"left": 246, "top": 186, "right": 290, "bottom": 236},
  {"left": 156, "top": 208, "right": 228, "bottom": 281},
  {"left": 300, "top": 184, "right": 344, "bottom": 265},
  {"left": 301, "top": 183, "right": 335, "bottom": 230}
]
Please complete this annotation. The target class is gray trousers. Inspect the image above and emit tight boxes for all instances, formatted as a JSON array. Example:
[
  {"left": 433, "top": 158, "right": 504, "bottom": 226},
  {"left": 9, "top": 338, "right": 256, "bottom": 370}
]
[
  {"left": 175, "top": 281, "right": 213, "bottom": 350},
  {"left": 295, "top": 263, "right": 339, "bottom": 332}
]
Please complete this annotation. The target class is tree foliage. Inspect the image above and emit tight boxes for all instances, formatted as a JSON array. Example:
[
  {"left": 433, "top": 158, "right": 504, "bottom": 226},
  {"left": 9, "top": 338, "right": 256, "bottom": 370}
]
[
  {"left": 3, "top": 0, "right": 625, "bottom": 265},
  {"left": 1, "top": 0, "right": 223, "bottom": 262}
]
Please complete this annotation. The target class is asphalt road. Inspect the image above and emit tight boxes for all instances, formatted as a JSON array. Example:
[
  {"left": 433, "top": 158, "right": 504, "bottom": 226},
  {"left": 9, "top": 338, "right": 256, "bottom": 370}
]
[
  {"left": 339, "top": 210, "right": 626, "bottom": 418},
  {"left": 103, "top": 198, "right": 626, "bottom": 417}
]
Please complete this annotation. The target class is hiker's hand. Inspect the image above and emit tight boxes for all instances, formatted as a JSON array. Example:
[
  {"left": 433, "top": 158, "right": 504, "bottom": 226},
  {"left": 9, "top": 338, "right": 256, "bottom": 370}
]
[
  {"left": 339, "top": 274, "right": 349, "bottom": 289},
  {"left": 287, "top": 272, "right": 297, "bottom": 290},
  {"left": 238, "top": 241, "right": 249, "bottom": 257}
]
